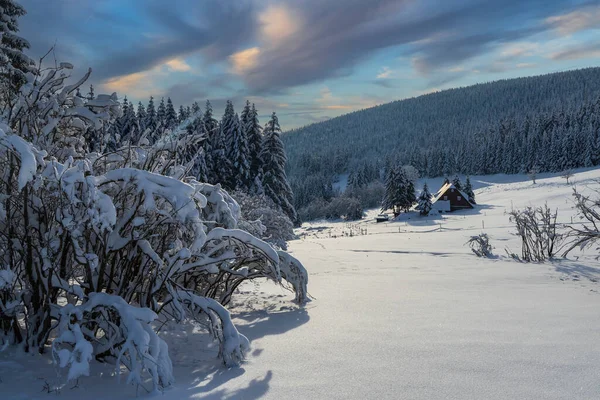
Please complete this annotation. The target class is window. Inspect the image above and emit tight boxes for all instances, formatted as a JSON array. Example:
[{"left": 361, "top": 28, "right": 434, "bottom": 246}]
[
  {"left": 443, "top": 196, "right": 448, "bottom": 200},
  {"left": 457, "top": 196, "right": 462, "bottom": 201}
]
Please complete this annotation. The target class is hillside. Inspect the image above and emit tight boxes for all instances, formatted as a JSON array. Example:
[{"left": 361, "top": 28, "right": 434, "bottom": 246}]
[{"left": 283, "top": 67, "right": 600, "bottom": 215}]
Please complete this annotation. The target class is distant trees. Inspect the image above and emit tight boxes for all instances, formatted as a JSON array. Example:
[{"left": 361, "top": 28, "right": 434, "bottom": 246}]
[{"left": 282, "top": 68, "right": 600, "bottom": 215}]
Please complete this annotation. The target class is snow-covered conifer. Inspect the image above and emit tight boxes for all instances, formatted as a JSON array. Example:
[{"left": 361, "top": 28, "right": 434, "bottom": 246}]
[
  {"left": 464, "top": 176, "right": 475, "bottom": 204},
  {"left": 0, "top": 0, "right": 35, "bottom": 91},
  {"left": 165, "top": 97, "right": 178, "bottom": 130},
  {"left": 260, "top": 112, "right": 297, "bottom": 223},
  {"left": 417, "top": 182, "right": 432, "bottom": 216},
  {"left": 452, "top": 175, "right": 462, "bottom": 190},
  {"left": 228, "top": 112, "right": 251, "bottom": 190}
]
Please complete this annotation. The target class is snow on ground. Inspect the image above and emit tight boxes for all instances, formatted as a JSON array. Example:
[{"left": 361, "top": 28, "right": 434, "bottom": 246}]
[{"left": 2, "top": 169, "right": 600, "bottom": 399}]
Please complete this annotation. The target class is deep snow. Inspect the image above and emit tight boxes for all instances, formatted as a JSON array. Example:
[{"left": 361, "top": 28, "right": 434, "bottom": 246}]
[{"left": 2, "top": 169, "right": 600, "bottom": 399}]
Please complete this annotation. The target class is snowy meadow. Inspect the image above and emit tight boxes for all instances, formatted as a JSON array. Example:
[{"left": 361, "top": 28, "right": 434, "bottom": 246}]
[{"left": 3, "top": 165, "right": 600, "bottom": 399}]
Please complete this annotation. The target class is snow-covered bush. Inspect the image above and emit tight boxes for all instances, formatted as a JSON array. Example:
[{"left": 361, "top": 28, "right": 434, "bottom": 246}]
[
  {"left": 232, "top": 191, "right": 295, "bottom": 249},
  {"left": 466, "top": 233, "right": 493, "bottom": 257},
  {"left": 0, "top": 62, "right": 308, "bottom": 391}
]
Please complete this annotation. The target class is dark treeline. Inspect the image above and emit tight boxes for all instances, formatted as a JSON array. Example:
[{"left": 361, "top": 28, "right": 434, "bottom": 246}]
[{"left": 283, "top": 68, "right": 600, "bottom": 220}]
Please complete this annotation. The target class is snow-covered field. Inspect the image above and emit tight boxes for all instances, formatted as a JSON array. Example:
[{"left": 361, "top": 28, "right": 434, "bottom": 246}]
[{"left": 3, "top": 169, "right": 600, "bottom": 399}]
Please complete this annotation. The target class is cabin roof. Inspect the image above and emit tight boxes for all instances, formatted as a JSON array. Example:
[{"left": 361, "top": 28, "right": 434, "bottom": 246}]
[{"left": 432, "top": 182, "right": 473, "bottom": 206}]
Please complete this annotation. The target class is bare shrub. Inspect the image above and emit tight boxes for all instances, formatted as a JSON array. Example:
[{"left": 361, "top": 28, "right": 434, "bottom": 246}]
[
  {"left": 466, "top": 233, "right": 493, "bottom": 257},
  {"left": 508, "top": 204, "right": 563, "bottom": 262}
]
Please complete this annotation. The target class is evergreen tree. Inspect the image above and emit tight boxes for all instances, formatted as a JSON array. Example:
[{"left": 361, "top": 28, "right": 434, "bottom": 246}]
[
  {"left": 417, "top": 183, "right": 432, "bottom": 216},
  {"left": 0, "top": 0, "right": 35, "bottom": 91},
  {"left": 213, "top": 101, "right": 235, "bottom": 186},
  {"left": 86, "top": 84, "right": 95, "bottom": 100},
  {"left": 260, "top": 112, "right": 297, "bottom": 223},
  {"left": 202, "top": 100, "right": 218, "bottom": 181},
  {"left": 178, "top": 105, "right": 187, "bottom": 123},
  {"left": 137, "top": 101, "right": 147, "bottom": 135},
  {"left": 381, "top": 166, "right": 400, "bottom": 214},
  {"left": 145, "top": 96, "right": 158, "bottom": 143},
  {"left": 191, "top": 101, "right": 201, "bottom": 115},
  {"left": 245, "top": 102, "right": 263, "bottom": 188},
  {"left": 452, "top": 175, "right": 462, "bottom": 190},
  {"left": 464, "top": 176, "right": 475, "bottom": 204},
  {"left": 443, "top": 176, "right": 450, "bottom": 185},
  {"left": 157, "top": 97, "right": 166, "bottom": 128},
  {"left": 228, "top": 112, "right": 250, "bottom": 190},
  {"left": 165, "top": 97, "right": 178, "bottom": 130}
]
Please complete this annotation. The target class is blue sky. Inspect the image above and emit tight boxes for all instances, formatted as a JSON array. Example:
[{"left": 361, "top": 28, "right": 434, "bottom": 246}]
[{"left": 18, "top": 0, "right": 600, "bottom": 129}]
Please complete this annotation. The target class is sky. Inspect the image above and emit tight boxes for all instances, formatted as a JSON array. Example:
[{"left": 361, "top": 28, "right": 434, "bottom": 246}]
[{"left": 17, "top": 0, "right": 600, "bottom": 130}]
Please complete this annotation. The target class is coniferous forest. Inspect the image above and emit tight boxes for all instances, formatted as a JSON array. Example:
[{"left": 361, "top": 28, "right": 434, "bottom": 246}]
[{"left": 283, "top": 68, "right": 600, "bottom": 220}]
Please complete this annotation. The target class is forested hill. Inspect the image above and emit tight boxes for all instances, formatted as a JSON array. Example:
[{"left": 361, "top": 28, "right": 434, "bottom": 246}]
[{"left": 282, "top": 67, "right": 600, "bottom": 214}]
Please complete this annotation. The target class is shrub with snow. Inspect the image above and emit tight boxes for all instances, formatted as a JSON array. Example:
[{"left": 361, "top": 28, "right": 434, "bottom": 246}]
[
  {"left": 0, "top": 62, "right": 308, "bottom": 392},
  {"left": 232, "top": 191, "right": 296, "bottom": 249}
]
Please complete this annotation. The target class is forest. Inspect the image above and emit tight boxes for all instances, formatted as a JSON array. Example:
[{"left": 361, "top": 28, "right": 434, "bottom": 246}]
[{"left": 284, "top": 68, "right": 600, "bottom": 220}]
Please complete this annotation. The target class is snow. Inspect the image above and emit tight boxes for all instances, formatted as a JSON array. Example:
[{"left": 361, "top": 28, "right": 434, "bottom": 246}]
[{"left": 3, "top": 168, "right": 600, "bottom": 399}]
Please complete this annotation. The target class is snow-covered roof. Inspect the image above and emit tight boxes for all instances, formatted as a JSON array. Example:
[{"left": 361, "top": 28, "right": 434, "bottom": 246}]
[{"left": 432, "top": 182, "right": 473, "bottom": 205}]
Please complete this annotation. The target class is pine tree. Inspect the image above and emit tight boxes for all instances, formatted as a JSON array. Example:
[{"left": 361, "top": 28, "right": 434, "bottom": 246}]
[
  {"left": 0, "top": 0, "right": 35, "bottom": 91},
  {"left": 464, "top": 176, "right": 475, "bottom": 204},
  {"left": 443, "top": 176, "right": 450, "bottom": 185},
  {"left": 145, "top": 96, "right": 158, "bottom": 143},
  {"left": 452, "top": 175, "right": 462, "bottom": 190},
  {"left": 137, "top": 101, "right": 147, "bottom": 135},
  {"left": 227, "top": 112, "right": 250, "bottom": 190},
  {"left": 417, "top": 183, "right": 432, "bottom": 216},
  {"left": 202, "top": 100, "right": 218, "bottom": 181},
  {"left": 213, "top": 101, "right": 235, "bottom": 186},
  {"left": 178, "top": 105, "right": 187, "bottom": 124},
  {"left": 245, "top": 102, "right": 263, "bottom": 189},
  {"left": 381, "top": 166, "right": 400, "bottom": 214},
  {"left": 165, "top": 97, "right": 178, "bottom": 130},
  {"left": 401, "top": 168, "right": 416, "bottom": 212},
  {"left": 260, "top": 112, "right": 297, "bottom": 223},
  {"left": 191, "top": 101, "right": 201, "bottom": 115},
  {"left": 157, "top": 97, "right": 166, "bottom": 129},
  {"left": 86, "top": 84, "right": 95, "bottom": 100}
]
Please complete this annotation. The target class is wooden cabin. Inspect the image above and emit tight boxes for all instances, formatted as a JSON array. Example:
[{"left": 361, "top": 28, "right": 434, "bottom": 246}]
[{"left": 431, "top": 183, "right": 474, "bottom": 212}]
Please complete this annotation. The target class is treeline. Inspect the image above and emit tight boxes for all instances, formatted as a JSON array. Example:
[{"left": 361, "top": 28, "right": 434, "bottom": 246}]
[
  {"left": 284, "top": 68, "right": 600, "bottom": 220},
  {"left": 82, "top": 91, "right": 298, "bottom": 223}
]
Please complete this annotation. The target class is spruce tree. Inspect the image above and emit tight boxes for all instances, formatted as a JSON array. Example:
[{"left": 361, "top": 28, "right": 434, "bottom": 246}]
[
  {"left": 452, "top": 175, "right": 462, "bottom": 190},
  {"left": 0, "top": 0, "right": 34, "bottom": 91},
  {"left": 86, "top": 84, "right": 95, "bottom": 100},
  {"left": 381, "top": 165, "right": 400, "bottom": 214},
  {"left": 417, "top": 183, "right": 433, "bottom": 216},
  {"left": 443, "top": 176, "right": 450, "bottom": 185},
  {"left": 165, "top": 97, "right": 178, "bottom": 130},
  {"left": 464, "top": 176, "right": 475, "bottom": 204},
  {"left": 202, "top": 100, "right": 218, "bottom": 181},
  {"left": 137, "top": 101, "right": 147, "bottom": 135},
  {"left": 157, "top": 97, "right": 166, "bottom": 129},
  {"left": 260, "top": 112, "right": 297, "bottom": 223},
  {"left": 213, "top": 101, "right": 235, "bottom": 186},
  {"left": 228, "top": 112, "right": 250, "bottom": 190},
  {"left": 245, "top": 102, "right": 263, "bottom": 189},
  {"left": 145, "top": 96, "right": 158, "bottom": 143},
  {"left": 191, "top": 101, "right": 201, "bottom": 115}
]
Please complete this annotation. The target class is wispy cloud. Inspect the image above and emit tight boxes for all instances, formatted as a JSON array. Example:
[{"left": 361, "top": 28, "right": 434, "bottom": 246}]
[{"left": 545, "top": 5, "right": 600, "bottom": 34}]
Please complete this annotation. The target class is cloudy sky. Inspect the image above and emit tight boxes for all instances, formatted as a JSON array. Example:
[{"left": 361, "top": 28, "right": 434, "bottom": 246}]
[{"left": 18, "top": 0, "right": 600, "bottom": 129}]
